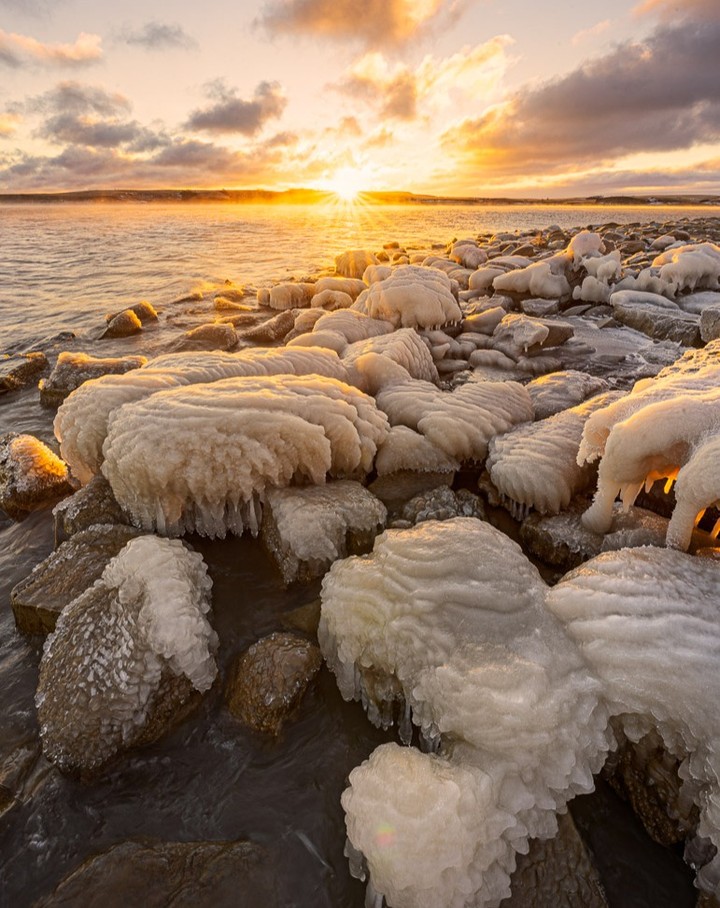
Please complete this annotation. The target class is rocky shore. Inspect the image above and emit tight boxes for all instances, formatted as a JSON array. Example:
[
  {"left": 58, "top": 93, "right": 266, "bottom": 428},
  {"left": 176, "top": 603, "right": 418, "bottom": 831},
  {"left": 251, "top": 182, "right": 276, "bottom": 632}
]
[{"left": 1, "top": 215, "right": 719, "bottom": 907}]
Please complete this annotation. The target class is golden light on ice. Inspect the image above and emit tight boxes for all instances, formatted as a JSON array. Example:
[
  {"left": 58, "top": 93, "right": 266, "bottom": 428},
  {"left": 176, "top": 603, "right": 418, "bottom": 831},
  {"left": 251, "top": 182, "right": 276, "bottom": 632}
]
[{"left": 325, "top": 166, "right": 365, "bottom": 202}]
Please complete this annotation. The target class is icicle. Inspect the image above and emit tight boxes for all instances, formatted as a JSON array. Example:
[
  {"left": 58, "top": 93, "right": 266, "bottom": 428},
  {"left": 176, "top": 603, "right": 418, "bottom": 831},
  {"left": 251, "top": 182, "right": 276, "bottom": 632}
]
[
  {"left": 399, "top": 699, "right": 413, "bottom": 746},
  {"left": 711, "top": 517, "right": 720, "bottom": 540},
  {"left": 695, "top": 509, "right": 707, "bottom": 528},
  {"left": 664, "top": 476, "right": 675, "bottom": 494}
]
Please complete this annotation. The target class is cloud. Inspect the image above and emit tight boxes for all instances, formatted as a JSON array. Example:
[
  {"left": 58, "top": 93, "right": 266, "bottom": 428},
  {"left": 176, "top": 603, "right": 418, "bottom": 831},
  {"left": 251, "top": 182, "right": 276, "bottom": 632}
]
[
  {"left": 257, "top": 0, "right": 466, "bottom": 47},
  {"left": 571, "top": 19, "right": 611, "bottom": 46},
  {"left": 120, "top": 21, "right": 198, "bottom": 50},
  {"left": 0, "top": 113, "right": 21, "bottom": 137},
  {"left": 335, "top": 37, "right": 512, "bottom": 121},
  {"left": 0, "top": 28, "right": 102, "bottom": 68},
  {"left": 634, "top": 0, "right": 720, "bottom": 21},
  {"left": 185, "top": 80, "right": 287, "bottom": 135},
  {"left": 443, "top": 17, "right": 720, "bottom": 181}
]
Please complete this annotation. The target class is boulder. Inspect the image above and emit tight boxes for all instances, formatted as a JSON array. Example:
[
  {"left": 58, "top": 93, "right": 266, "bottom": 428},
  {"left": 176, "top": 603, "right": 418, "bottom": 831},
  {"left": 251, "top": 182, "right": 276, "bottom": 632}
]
[
  {"left": 39, "top": 352, "right": 147, "bottom": 407},
  {"left": 226, "top": 632, "right": 321, "bottom": 735},
  {"left": 53, "top": 475, "right": 129, "bottom": 543},
  {"left": 103, "top": 310, "right": 142, "bottom": 338},
  {"left": 335, "top": 250, "right": 378, "bottom": 280},
  {"left": 0, "top": 433, "right": 73, "bottom": 520},
  {"left": 105, "top": 300, "right": 158, "bottom": 325},
  {"left": 180, "top": 323, "right": 238, "bottom": 351},
  {"left": 0, "top": 351, "right": 48, "bottom": 393}
]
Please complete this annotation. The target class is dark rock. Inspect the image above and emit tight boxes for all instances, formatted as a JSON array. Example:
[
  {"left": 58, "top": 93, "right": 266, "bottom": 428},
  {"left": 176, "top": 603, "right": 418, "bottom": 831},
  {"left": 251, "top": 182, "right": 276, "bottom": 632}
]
[
  {"left": 700, "top": 306, "right": 720, "bottom": 343},
  {"left": 103, "top": 310, "right": 142, "bottom": 338},
  {"left": 226, "top": 632, "right": 321, "bottom": 735},
  {"left": 0, "top": 351, "right": 48, "bottom": 393},
  {"left": 0, "top": 433, "right": 74, "bottom": 520},
  {"left": 393, "top": 486, "right": 485, "bottom": 527},
  {"left": 34, "top": 839, "right": 278, "bottom": 908},
  {"left": 612, "top": 302, "right": 701, "bottom": 346},
  {"left": 39, "top": 352, "right": 147, "bottom": 407},
  {"left": 53, "top": 475, "right": 129, "bottom": 543},
  {"left": 281, "top": 599, "right": 321, "bottom": 638},
  {"left": 105, "top": 300, "right": 158, "bottom": 325},
  {"left": 11, "top": 524, "right": 141, "bottom": 634},
  {"left": 368, "top": 470, "right": 454, "bottom": 510}
]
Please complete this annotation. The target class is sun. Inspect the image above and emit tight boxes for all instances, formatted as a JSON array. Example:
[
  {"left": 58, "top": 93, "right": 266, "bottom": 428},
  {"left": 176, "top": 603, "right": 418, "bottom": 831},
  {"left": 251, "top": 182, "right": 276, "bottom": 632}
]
[{"left": 325, "top": 166, "right": 365, "bottom": 202}]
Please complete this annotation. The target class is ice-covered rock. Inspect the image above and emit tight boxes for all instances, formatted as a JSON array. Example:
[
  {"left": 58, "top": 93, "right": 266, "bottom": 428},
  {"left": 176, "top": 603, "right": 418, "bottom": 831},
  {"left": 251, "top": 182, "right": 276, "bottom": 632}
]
[
  {"left": 268, "top": 282, "right": 315, "bottom": 310},
  {"left": 261, "top": 481, "right": 386, "bottom": 584},
  {"left": 309, "top": 289, "right": 353, "bottom": 311},
  {"left": 312, "top": 309, "right": 394, "bottom": 344},
  {"left": 36, "top": 536, "right": 217, "bottom": 773},
  {"left": 653, "top": 243, "right": 720, "bottom": 293},
  {"left": 568, "top": 231, "right": 604, "bottom": 264},
  {"left": 103, "top": 309, "right": 142, "bottom": 338},
  {"left": 101, "top": 374, "right": 389, "bottom": 537},
  {"left": 180, "top": 322, "right": 238, "bottom": 351},
  {"left": 0, "top": 433, "right": 73, "bottom": 520},
  {"left": 313, "top": 276, "right": 366, "bottom": 299},
  {"left": 286, "top": 329, "right": 347, "bottom": 354},
  {"left": 451, "top": 240, "right": 487, "bottom": 269},
  {"left": 394, "top": 486, "right": 484, "bottom": 527},
  {"left": 335, "top": 250, "right": 378, "bottom": 280},
  {"left": 376, "top": 379, "right": 533, "bottom": 464},
  {"left": 487, "top": 391, "right": 622, "bottom": 518},
  {"left": 352, "top": 265, "right": 461, "bottom": 330},
  {"left": 53, "top": 474, "right": 129, "bottom": 543},
  {"left": 374, "top": 425, "right": 460, "bottom": 476},
  {"left": 55, "top": 346, "right": 349, "bottom": 484},
  {"left": 494, "top": 259, "right": 571, "bottom": 300},
  {"left": 39, "top": 352, "right": 147, "bottom": 408},
  {"left": 527, "top": 371, "right": 610, "bottom": 420},
  {"left": 343, "top": 328, "right": 439, "bottom": 393},
  {"left": 225, "top": 632, "right": 322, "bottom": 735}
]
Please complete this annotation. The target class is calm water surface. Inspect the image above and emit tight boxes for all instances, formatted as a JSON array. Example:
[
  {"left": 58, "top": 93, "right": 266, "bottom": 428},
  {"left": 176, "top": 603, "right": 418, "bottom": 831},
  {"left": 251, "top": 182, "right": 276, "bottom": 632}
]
[{"left": 0, "top": 202, "right": 710, "bottom": 906}]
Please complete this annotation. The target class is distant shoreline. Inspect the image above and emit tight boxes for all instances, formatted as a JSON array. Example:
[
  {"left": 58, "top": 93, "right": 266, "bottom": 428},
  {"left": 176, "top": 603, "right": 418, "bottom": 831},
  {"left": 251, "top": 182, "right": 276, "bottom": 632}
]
[{"left": 1, "top": 188, "right": 720, "bottom": 207}]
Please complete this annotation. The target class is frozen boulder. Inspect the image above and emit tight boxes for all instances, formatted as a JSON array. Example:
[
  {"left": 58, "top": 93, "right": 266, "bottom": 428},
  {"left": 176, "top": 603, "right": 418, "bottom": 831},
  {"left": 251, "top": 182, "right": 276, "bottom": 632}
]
[
  {"left": 527, "top": 371, "right": 610, "bottom": 420},
  {"left": 352, "top": 265, "right": 461, "bottom": 330},
  {"left": 343, "top": 328, "right": 439, "bottom": 393},
  {"left": 261, "top": 481, "right": 386, "bottom": 584},
  {"left": 309, "top": 289, "right": 353, "bottom": 311},
  {"left": 103, "top": 309, "right": 142, "bottom": 338},
  {"left": 313, "top": 276, "right": 366, "bottom": 300},
  {"left": 225, "top": 632, "right": 322, "bottom": 735},
  {"left": 39, "top": 353, "right": 147, "bottom": 408},
  {"left": 335, "top": 250, "right": 378, "bottom": 280},
  {"left": 312, "top": 309, "right": 394, "bottom": 344},
  {"left": 494, "top": 259, "right": 571, "bottom": 300},
  {"left": 36, "top": 536, "right": 217, "bottom": 773},
  {"left": 180, "top": 322, "right": 238, "bottom": 351},
  {"left": 0, "top": 433, "right": 73, "bottom": 520},
  {"left": 268, "top": 282, "right": 315, "bottom": 310},
  {"left": 53, "top": 474, "right": 129, "bottom": 542},
  {"left": 653, "top": 243, "right": 720, "bottom": 293},
  {"left": 375, "top": 425, "right": 460, "bottom": 476}
]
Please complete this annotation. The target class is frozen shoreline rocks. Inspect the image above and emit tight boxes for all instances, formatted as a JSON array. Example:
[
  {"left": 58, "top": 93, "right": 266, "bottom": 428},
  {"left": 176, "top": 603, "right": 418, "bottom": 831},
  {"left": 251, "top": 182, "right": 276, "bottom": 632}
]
[
  {"left": 37, "top": 535, "right": 217, "bottom": 774},
  {"left": 0, "top": 432, "right": 74, "bottom": 519}
]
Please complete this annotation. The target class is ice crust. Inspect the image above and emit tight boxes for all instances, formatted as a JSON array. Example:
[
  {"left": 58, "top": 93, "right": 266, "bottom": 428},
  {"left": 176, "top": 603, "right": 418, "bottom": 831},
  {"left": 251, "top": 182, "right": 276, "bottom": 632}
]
[
  {"left": 343, "top": 328, "right": 439, "bottom": 393},
  {"left": 101, "top": 374, "right": 389, "bottom": 537},
  {"left": 37, "top": 536, "right": 216, "bottom": 772},
  {"left": 55, "top": 346, "right": 349, "bottom": 484},
  {"left": 352, "top": 265, "right": 462, "bottom": 330},
  {"left": 376, "top": 379, "right": 533, "bottom": 463}
]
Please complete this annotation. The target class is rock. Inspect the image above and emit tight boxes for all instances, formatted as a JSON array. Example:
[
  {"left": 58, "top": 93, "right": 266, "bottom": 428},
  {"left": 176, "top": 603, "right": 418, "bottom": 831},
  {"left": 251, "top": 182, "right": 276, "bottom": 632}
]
[
  {"left": 106, "top": 300, "right": 158, "bottom": 325},
  {"left": 528, "top": 371, "right": 610, "bottom": 420},
  {"left": 281, "top": 599, "right": 321, "bottom": 637},
  {"left": 226, "top": 632, "right": 322, "bottom": 735},
  {"left": 34, "top": 840, "right": 278, "bottom": 908},
  {"left": 393, "top": 486, "right": 485, "bottom": 527},
  {"left": 612, "top": 301, "right": 701, "bottom": 346},
  {"left": 522, "top": 298, "right": 560, "bottom": 317},
  {"left": 214, "top": 295, "right": 254, "bottom": 312},
  {"left": 11, "top": 524, "right": 141, "bottom": 634},
  {"left": 501, "top": 811, "right": 607, "bottom": 907},
  {"left": 335, "top": 249, "right": 378, "bottom": 280},
  {"left": 181, "top": 322, "right": 238, "bottom": 350},
  {"left": 0, "top": 433, "right": 73, "bottom": 520},
  {"left": 261, "top": 481, "right": 386, "bottom": 585},
  {"left": 0, "top": 351, "right": 48, "bottom": 393},
  {"left": 700, "top": 306, "right": 720, "bottom": 342},
  {"left": 268, "top": 282, "right": 315, "bottom": 310},
  {"left": 103, "top": 309, "right": 142, "bottom": 338},
  {"left": 238, "top": 308, "right": 299, "bottom": 343},
  {"left": 39, "top": 352, "right": 147, "bottom": 407},
  {"left": 53, "top": 475, "right": 129, "bottom": 543},
  {"left": 369, "top": 470, "right": 455, "bottom": 510}
]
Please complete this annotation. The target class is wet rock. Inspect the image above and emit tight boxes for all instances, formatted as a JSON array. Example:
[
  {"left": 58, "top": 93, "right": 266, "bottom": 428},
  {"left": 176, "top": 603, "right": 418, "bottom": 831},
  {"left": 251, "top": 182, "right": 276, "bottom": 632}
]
[
  {"left": 35, "top": 840, "right": 278, "bottom": 908},
  {"left": 39, "top": 352, "right": 147, "bottom": 407},
  {"left": 368, "top": 470, "right": 454, "bottom": 510},
  {"left": 53, "top": 475, "right": 129, "bottom": 543},
  {"left": 238, "top": 308, "right": 299, "bottom": 343},
  {"left": 11, "top": 524, "right": 141, "bottom": 634},
  {"left": 0, "top": 351, "right": 48, "bottom": 393},
  {"left": 392, "top": 486, "right": 485, "bottom": 527},
  {"left": 501, "top": 811, "right": 607, "bottom": 907},
  {"left": 103, "top": 309, "right": 142, "bottom": 338},
  {"left": 181, "top": 322, "right": 238, "bottom": 351},
  {"left": 0, "top": 433, "right": 74, "bottom": 520},
  {"left": 281, "top": 599, "right": 321, "bottom": 638},
  {"left": 522, "top": 298, "right": 560, "bottom": 317},
  {"left": 0, "top": 740, "right": 52, "bottom": 822},
  {"left": 106, "top": 300, "right": 158, "bottom": 325},
  {"left": 700, "top": 306, "right": 720, "bottom": 343},
  {"left": 226, "top": 632, "right": 322, "bottom": 735},
  {"left": 612, "top": 301, "right": 701, "bottom": 346}
]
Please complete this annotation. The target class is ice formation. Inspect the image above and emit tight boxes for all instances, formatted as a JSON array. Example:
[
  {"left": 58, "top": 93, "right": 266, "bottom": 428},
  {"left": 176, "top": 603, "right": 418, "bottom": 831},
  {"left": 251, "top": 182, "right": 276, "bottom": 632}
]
[
  {"left": 320, "top": 519, "right": 609, "bottom": 908},
  {"left": 487, "top": 391, "right": 622, "bottom": 517},
  {"left": 343, "top": 328, "right": 439, "bottom": 393},
  {"left": 101, "top": 374, "right": 389, "bottom": 537},
  {"left": 493, "top": 259, "right": 571, "bottom": 299},
  {"left": 653, "top": 242, "right": 720, "bottom": 293},
  {"left": 313, "top": 276, "right": 367, "bottom": 300},
  {"left": 262, "top": 481, "right": 386, "bottom": 583},
  {"left": 312, "top": 309, "right": 394, "bottom": 344},
  {"left": 352, "top": 265, "right": 462, "bottom": 330},
  {"left": 546, "top": 546, "right": 720, "bottom": 892},
  {"left": 527, "top": 371, "right": 610, "bottom": 420},
  {"left": 579, "top": 352, "right": 720, "bottom": 547},
  {"left": 374, "top": 425, "right": 460, "bottom": 476},
  {"left": 268, "top": 281, "right": 314, "bottom": 310},
  {"left": 376, "top": 379, "right": 533, "bottom": 463},
  {"left": 55, "top": 346, "right": 349, "bottom": 483},
  {"left": 0, "top": 432, "right": 72, "bottom": 519},
  {"left": 287, "top": 329, "right": 348, "bottom": 354},
  {"left": 36, "top": 535, "right": 217, "bottom": 772}
]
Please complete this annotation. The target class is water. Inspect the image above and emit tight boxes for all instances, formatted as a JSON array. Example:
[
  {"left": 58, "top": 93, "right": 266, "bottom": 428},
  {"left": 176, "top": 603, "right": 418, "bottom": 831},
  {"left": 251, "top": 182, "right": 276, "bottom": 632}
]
[{"left": 0, "top": 201, "right": 712, "bottom": 906}]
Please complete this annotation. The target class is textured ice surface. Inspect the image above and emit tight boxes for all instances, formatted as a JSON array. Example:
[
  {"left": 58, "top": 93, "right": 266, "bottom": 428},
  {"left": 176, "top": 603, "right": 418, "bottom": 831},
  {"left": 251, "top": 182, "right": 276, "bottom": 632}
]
[
  {"left": 101, "top": 374, "right": 389, "bottom": 537},
  {"left": 652, "top": 243, "right": 720, "bottom": 293},
  {"left": 262, "top": 481, "right": 386, "bottom": 583},
  {"left": 352, "top": 265, "right": 462, "bottom": 330},
  {"left": 547, "top": 546, "right": 720, "bottom": 892},
  {"left": 343, "top": 328, "right": 439, "bottom": 393},
  {"left": 36, "top": 535, "right": 216, "bottom": 772},
  {"left": 39, "top": 352, "right": 147, "bottom": 406},
  {"left": 55, "top": 346, "right": 349, "bottom": 483},
  {"left": 375, "top": 425, "right": 460, "bottom": 476},
  {"left": 527, "top": 371, "right": 610, "bottom": 420},
  {"left": 0, "top": 432, "right": 72, "bottom": 519},
  {"left": 487, "top": 391, "right": 622, "bottom": 516},
  {"left": 312, "top": 309, "right": 394, "bottom": 344},
  {"left": 377, "top": 379, "right": 533, "bottom": 463},
  {"left": 493, "top": 259, "right": 571, "bottom": 299},
  {"left": 321, "top": 518, "right": 609, "bottom": 908}
]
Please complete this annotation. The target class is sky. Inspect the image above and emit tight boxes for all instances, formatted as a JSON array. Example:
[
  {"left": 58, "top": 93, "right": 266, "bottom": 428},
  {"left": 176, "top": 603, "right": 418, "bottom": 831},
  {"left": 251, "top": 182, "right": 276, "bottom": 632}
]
[{"left": 1, "top": 0, "right": 719, "bottom": 196}]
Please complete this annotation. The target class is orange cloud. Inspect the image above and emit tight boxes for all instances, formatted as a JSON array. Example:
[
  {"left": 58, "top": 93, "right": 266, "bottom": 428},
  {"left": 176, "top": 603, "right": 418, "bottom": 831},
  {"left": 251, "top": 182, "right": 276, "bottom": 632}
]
[
  {"left": 0, "top": 113, "right": 21, "bottom": 137},
  {"left": 0, "top": 30, "right": 102, "bottom": 68}
]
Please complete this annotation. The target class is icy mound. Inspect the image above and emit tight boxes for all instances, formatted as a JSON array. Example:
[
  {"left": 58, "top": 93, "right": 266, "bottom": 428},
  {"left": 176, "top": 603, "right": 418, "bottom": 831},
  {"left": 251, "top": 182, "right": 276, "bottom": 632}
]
[
  {"left": 579, "top": 359, "right": 720, "bottom": 546},
  {"left": 653, "top": 242, "right": 720, "bottom": 293},
  {"left": 312, "top": 308, "right": 394, "bottom": 344},
  {"left": 527, "top": 371, "right": 610, "bottom": 420},
  {"left": 547, "top": 546, "right": 720, "bottom": 893},
  {"left": 352, "top": 265, "right": 462, "bottom": 330},
  {"left": 321, "top": 519, "right": 609, "bottom": 908},
  {"left": 375, "top": 425, "right": 460, "bottom": 476},
  {"left": 376, "top": 379, "right": 533, "bottom": 463},
  {"left": 0, "top": 432, "right": 72, "bottom": 519},
  {"left": 262, "top": 481, "right": 386, "bottom": 584},
  {"left": 493, "top": 258, "right": 571, "bottom": 299},
  {"left": 343, "top": 328, "right": 439, "bottom": 393},
  {"left": 55, "top": 346, "right": 348, "bottom": 483},
  {"left": 101, "top": 374, "right": 389, "bottom": 537},
  {"left": 487, "top": 391, "right": 623, "bottom": 518},
  {"left": 36, "top": 536, "right": 216, "bottom": 773}
]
